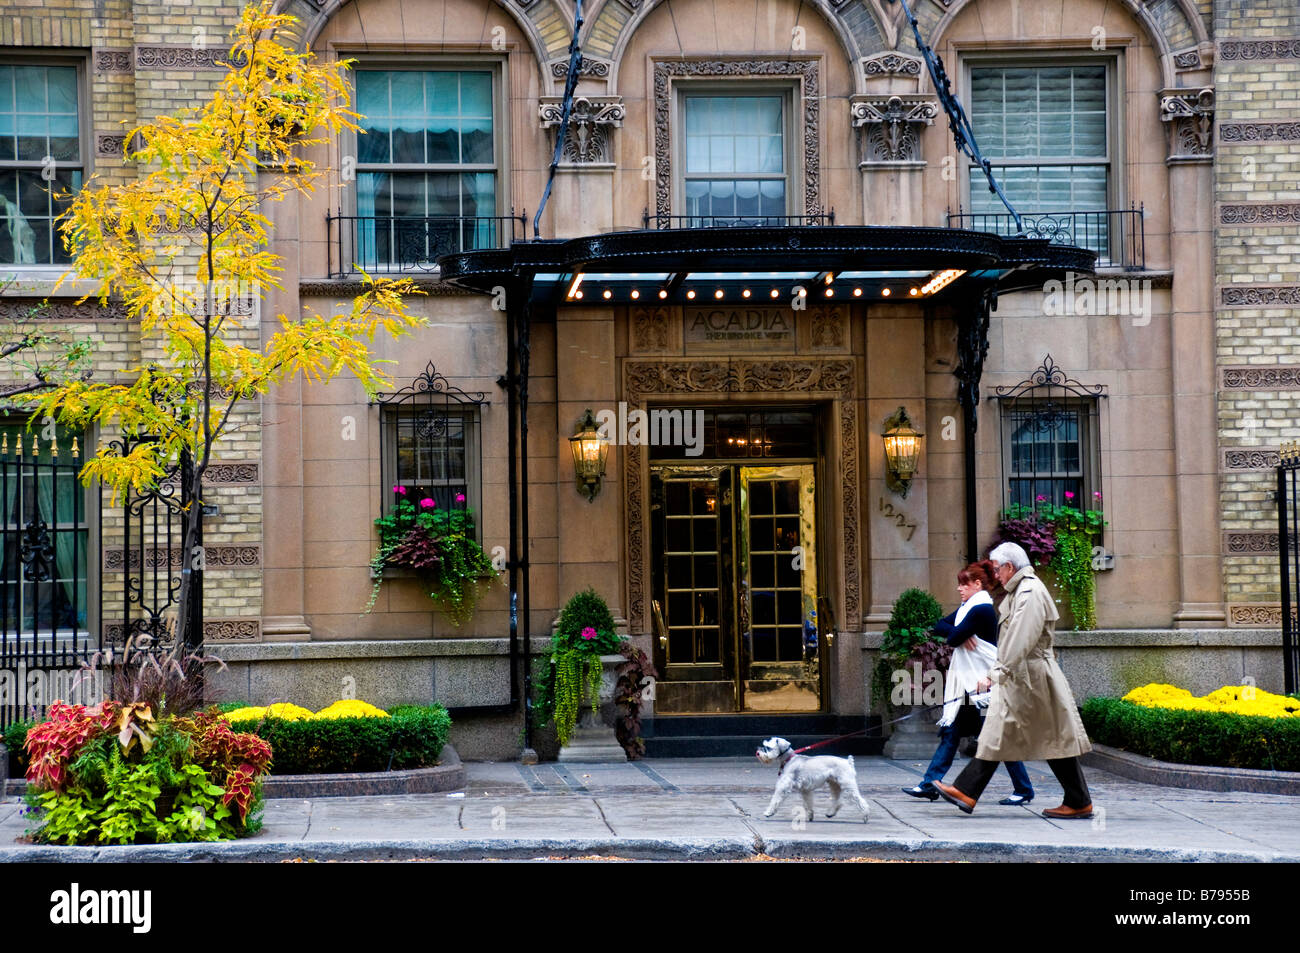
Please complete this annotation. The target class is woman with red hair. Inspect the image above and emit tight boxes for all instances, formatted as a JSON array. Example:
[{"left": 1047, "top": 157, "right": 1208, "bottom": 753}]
[{"left": 902, "top": 561, "right": 1036, "bottom": 804}]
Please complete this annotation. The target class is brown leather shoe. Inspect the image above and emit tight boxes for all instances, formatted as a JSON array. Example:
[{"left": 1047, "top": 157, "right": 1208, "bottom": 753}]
[
  {"left": 1042, "top": 803, "right": 1094, "bottom": 819},
  {"left": 932, "top": 781, "right": 976, "bottom": 814}
]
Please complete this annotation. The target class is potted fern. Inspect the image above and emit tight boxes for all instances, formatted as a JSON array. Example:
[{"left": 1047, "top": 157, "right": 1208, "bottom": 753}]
[{"left": 533, "top": 588, "right": 627, "bottom": 760}]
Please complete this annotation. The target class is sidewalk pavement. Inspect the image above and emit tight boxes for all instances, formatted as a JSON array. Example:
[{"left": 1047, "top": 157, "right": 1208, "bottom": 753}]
[{"left": 3, "top": 755, "right": 1298, "bottom": 862}]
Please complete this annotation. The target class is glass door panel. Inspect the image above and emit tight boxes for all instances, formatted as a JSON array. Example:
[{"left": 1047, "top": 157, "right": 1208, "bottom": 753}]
[{"left": 738, "top": 465, "right": 819, "bottom": 711}]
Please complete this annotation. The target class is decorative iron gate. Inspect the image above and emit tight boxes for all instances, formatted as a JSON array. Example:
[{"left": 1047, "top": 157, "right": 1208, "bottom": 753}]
[
  {"left": 1279, "top": 442, "right": 1300, "bottom": 695},
  {"left": 0, "top": 429, "right": 196, "bottom": 730}
]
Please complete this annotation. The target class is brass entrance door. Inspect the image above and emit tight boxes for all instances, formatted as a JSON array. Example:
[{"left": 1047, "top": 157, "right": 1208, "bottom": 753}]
[{"left": 650, "top": 463, "right": 820, "bottom": 713}]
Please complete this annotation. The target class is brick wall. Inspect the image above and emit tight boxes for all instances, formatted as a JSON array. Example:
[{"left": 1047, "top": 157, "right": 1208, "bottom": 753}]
[
  {"left": 1214, "top": 0, "right": 1300, "bottom": 609},
  {"left": 0, "top": 0, "right": 262, "bottom": 642}
]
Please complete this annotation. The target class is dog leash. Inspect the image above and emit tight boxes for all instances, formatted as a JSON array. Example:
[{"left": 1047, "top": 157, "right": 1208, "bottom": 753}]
[{"left": 792, "top": 693, "right": 989, "bottom": 754}]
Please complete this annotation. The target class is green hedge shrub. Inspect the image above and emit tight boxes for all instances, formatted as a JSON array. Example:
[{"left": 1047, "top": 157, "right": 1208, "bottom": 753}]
[
  {"left": 227, "top": 704, "right": 451, "bottom": 774},
  {"left": 1081, "top": 697, "right": 1300, "bottom": 772}
]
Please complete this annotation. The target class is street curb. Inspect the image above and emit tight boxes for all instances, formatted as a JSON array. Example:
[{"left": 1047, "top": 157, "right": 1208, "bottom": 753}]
[
  {"left": 1, "top": 835, "right": 1296, "bottom": 863},
  {"left": 1081, "top": 744, "right": 1300, "bottom": 796}
]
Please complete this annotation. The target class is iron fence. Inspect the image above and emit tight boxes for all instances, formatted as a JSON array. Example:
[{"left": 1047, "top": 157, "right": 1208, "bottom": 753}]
[
  {"left": 945, "top": 206, "right": 1145, "bottom": 271},
  {"left": 326, "top": 212, "right": 526, "bottom": 279},
  {"left": 1279, "top": 442, "right": 1300, "bottom": 694}
]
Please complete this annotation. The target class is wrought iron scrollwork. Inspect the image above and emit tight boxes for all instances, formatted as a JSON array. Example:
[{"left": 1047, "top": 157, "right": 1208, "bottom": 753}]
[
  {"left": 375, "top": 361, "right": 488, "bottom": 408},
  {"left": 20, "top": 520, "right": 54, "bottom": 582},
  {"left": 993, "top": 354, "right": 1108, "bottom": 402}
]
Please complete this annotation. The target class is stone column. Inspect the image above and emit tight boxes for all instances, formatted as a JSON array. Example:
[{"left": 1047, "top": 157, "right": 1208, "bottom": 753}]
[
  {"left": 851, "top": 94, "right": 936, "bottom": 226},
  {"left": 1161, "top": 88, "right": 1225, "bottom": 627}
]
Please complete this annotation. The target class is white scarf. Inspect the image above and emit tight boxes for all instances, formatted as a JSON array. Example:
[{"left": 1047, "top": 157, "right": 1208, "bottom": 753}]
[{"left": 938, "top": 590, "right": 997, "bottom": 727}]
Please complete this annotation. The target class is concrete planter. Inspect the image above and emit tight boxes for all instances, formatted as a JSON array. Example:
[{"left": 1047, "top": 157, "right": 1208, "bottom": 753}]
[
  {"left": 558, "top": 654, "right": 627, "bottom": 763},
  {"left": 882, "top": 702, "right": 941, "bottom": 760}
]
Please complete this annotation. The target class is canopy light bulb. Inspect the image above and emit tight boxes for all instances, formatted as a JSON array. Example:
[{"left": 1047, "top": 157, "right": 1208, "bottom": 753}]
[
  {"left": 881, "top": 288, "right": 891, "bottom": 297},
  {"left": 659, "top": 289, "right": 668, "bottom": 299},
  {"left": 686, "top": 289, "right": 696, "bottom": 299},
  {"left": 714, "top": 289, "right": 724, "bottom": 299},
  {"left": 631, "top": 289, "right": 640, "bottom": 299},
  {"left": 602, "top": 289, "right": 612, "bottom": 299},
  {"left": 770, "top": 289, "right": 780, "bottom": 298},
  {"left": 853, "top": 287, "right": 862, "bottom": 297},
  {"left": 742, "top": 288, "right": 751, "bottom": 298}
]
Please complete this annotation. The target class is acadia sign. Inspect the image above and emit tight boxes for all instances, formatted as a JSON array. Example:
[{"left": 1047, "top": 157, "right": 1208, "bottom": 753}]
[{"left": 684, "top": 306, "right": 795, "bottom": 351}]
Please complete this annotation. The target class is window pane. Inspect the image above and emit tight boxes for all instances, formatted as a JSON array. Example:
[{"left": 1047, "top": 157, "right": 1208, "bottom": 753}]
[{"left": 684, "top": 95, "right": 785, "bottom": 208}]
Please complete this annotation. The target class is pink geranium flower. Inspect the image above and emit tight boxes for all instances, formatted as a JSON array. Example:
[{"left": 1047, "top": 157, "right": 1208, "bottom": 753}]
[
  {"left": 393, "top": 485, "right": 407, "bottom": 495},
  {"left": 456, "top": 493, "right": 466, "bottom": 503},
  {"left": 1064, "top": 491, "right": 1075, "bottom": 500},
  {"left": 420, "top": 498, "right": 436, "bottom": 509},
  {"left": 1035, "top": 495, "right": 1047, "bottom": 503},
  {"left": 581, "top": 626, "right": 597, "bottom": 641}
]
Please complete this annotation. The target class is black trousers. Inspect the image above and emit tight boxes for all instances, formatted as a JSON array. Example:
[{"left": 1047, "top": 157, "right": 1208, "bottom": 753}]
[{"left": 953, "top": 755, "right": 1091, "bottom": 808}]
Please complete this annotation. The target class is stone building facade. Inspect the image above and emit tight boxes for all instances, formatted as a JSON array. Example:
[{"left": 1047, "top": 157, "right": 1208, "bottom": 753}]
[{"left": 0, "top": 0, "right": 1294, "bottom": 757}]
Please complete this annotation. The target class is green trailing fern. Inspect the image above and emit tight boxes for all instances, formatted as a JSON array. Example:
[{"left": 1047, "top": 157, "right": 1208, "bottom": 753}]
[{"left": 534, "top": 588, "right": 625, "bottom": 747}]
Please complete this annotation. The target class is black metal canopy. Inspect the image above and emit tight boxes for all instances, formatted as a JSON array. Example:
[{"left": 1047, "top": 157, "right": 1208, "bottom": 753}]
[{"left": 437, "top": 224, "right": 1096, "bottom": 303}]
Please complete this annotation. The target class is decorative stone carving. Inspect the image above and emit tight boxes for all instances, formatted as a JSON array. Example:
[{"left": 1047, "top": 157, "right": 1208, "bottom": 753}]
[
  {"left": 0, "top": 299, "right": 128, "bottom": 321},
  {"left": 1159, "top": 87, "right": 1214, "bottom": 159},
  {"left": 1220, "top": 285, "right": 1300, "bottom": 308},
  {"left": 861, "top": 52, "right": 923, "bottom": 79},
  {"left": 851, "top": 95, "right": 937, "bottom": 164},
  {"left": 1172, "top": 49, "right": 1201, "bottom": 70},
  {"left": 204, "top": 619, "right": 261, "bottom": 642},
  {"left": 1226, "top": 604, "right": 1284, "bottom": 628},
  {"left": 161, "top": 462, "right": 260, "bottom": 486},
  {"left": 1221, "top": 365, "right": 1300, "bottom": 390},
  {"left": 94, "top": 49, "right": 133, "bottom": 74},
  {"left": 550, "top": 58, "right": 611, "bottom": 78},
  {"left": 539, "top": 96, "right": 625, "bottom": 164},
  {"left": 1219, "top": 39, "right": 1300, "bottom": 61},
  {"left": 299, "top": 280, "right": 476, "bottom": 297},
  {"left": 1221, "top": 448, "right": 1281, "bottom": 470},
  {"left": 654, "top": 59, "right": 822, "bottom": 218},
  {"left": 1220, "top": 203, "right": 1300, "bottom": 226},
  {"left": 96, "top": 135, "right": 126, "bottom": 158},
  {"left": 1220, "top": 122, "right": 1300, "bottom": 143},
  {"left": 809, "top": 305, "right": 845, "bottom": 348},
  {"left": 623, "top": 358, "right": 859, "bottom": 632},
  {"left": 631, "top": 307, "right": 670, "bottom": 351},
  {"left": 1223, "top": 532, "right": 1279, "bottom": 555},
  {"left": 136, "top": 46, "right": 236, "bottom": 70},
  {"left": 103, "top": 545, "right": 262, "bottom": 572}
]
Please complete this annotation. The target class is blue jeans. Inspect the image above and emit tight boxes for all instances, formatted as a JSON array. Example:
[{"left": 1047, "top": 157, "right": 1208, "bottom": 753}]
[{"left": 920, "top": 716, "right": 1034, "bottom": 797}]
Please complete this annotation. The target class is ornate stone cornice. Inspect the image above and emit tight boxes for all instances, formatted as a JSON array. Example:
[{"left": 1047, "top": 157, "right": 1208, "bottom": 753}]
[
  {"left": 1220, "top": 285, "right": 1300, "bottom": 308},
  {"left": 653, "top": 59, "right": 821, "bottom": 218},
  {"left": 624, "top": 358, "right": 854, "bottom": 400},
  {"left": 1220, "top": 122, "right": 1300, "bottom": 143},
  {"left": 1223, "top": 532, "right": 1279, "bottom": 555},
  {"left": 861, "top": 52, "right": 923, "bottom": 79},
  {"left": 538, "top": 96, "right": 625, "bottom": 164},
  {"left": 1221, "top": 448, "right": 1280, "bottom": 470},
  {"left": 1218, "top": 39, "right": 1300, "bottom": 62},
  {"left": 102, "top": 617, "right": 261, "bottom": 645},
  {"left": 1221, "top": 365, "right": 1300, "bottom": 390},
  {"left": 93, "top": 48, "right": 133, "bottom": 74},
  {"left": 850, "top": 95, "right": 937, "bottom": 164},
  {"left": 1159, "top": 87, "right": 1214, "bottom": 160},
  {"left": 1219, "top": 203, "right": 1300, "bottom": 226},
  {"left": 160, "top": 462, "right": 260, "bottom": 486}
]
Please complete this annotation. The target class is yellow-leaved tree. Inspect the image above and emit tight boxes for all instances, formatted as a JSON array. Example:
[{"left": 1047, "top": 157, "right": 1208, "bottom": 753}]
[{"left": 21, "top": 0, "right": 426, "bottom": 649}]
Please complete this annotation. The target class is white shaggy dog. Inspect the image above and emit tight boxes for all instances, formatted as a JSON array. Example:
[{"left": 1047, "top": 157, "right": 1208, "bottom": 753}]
[{"left": 755, "top": 737, "right": 870, "bottom": 822}]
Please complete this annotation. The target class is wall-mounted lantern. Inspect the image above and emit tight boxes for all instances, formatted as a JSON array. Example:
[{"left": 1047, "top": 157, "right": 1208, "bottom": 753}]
[
  {"left": 882, "top": 406, "right": 924, "bottom": 498},
  {"left": 569, "top": 408, "right": 609, "bottom": 502}
]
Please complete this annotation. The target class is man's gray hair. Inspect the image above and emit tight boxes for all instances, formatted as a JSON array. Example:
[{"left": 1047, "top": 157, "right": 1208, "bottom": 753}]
[{"left": 989, "top": 541, "right": 1031, "bottom": 571}]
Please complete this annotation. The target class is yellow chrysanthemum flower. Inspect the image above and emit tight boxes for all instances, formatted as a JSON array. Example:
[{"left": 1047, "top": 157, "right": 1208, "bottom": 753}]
[
  {"left": 264, "top": 702, "right": 315, "bottom": 721},
  {"left": 1123, "top": 683, "right": 1300, "bottom": 718},
  {"left": 221, "top": 706, "right": 267, "bottom": 722},
  {"left": 312, "top": 699, "right": 390, "bottom": 719}
]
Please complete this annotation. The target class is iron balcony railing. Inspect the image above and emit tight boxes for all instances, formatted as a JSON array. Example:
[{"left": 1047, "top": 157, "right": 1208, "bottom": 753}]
[
  {"left": 946, "top": 206, "right": 1146, "bottom": 271},
  {"left": 642, "top": 210, "right": 836, "bottom": 229},
  {"left": 326, "top": 212, "right": 526, "bottom": 279}
]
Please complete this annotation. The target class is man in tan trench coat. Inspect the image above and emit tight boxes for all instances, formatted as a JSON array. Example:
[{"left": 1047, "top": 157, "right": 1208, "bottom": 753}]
[{"left": 933, "top": 541, "right": 1094, "bottom": 818}]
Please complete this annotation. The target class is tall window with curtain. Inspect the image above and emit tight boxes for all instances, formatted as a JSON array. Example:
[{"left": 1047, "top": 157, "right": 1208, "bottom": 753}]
[
  {"left": 0, "top": 417, "right": 88, "bottom": 639},
  {"left": 0, "top": 62, "right": 83, "bottom": 266},
  {"left": 354, "top": 68, "right": 496, "bottom": 269},
  {"left": 681, "top": 93, "right": 788, "bottom": 223}
]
